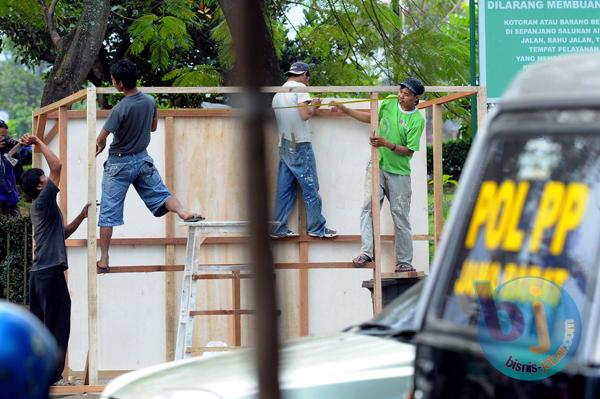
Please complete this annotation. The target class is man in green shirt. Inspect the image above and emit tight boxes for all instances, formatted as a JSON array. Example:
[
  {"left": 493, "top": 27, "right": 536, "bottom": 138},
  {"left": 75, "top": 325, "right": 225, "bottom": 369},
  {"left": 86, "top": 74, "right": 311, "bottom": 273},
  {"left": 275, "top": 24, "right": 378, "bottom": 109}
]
[{"left": 332, "top": 78, "right": 425, "bottom": 272}]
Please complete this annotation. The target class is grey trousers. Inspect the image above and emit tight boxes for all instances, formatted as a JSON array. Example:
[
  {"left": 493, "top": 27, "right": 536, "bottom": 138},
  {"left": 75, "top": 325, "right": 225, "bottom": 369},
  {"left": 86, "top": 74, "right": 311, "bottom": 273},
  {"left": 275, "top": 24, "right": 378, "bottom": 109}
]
[{"left": 360, "top": 161, "right": 413, "bottom": 266}]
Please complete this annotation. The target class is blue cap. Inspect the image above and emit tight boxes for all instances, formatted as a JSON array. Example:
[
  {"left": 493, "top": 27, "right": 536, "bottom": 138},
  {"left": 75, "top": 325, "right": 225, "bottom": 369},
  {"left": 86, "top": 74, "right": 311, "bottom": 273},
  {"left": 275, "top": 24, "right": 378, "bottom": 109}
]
[
  {"left": 0, "top": 120, "right": 7, "bottom": 129},
  {"left": 400, "top": 77, "right": 425, "bottom": 96},
  {"left": 285, "top": 62, "right": 310, "bottom": 75}
]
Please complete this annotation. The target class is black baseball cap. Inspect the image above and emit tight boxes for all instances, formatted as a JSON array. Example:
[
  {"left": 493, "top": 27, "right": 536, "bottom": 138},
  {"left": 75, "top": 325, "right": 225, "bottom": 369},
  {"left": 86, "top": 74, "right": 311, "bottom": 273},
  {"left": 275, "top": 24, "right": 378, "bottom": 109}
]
[
  {"left": 0, "top": 120, "right": 7, "bottom": 129},
  {"left": 400, "top": 77, "right": 425, "bottom": 96},
  {"left": 285, "top": 62, "right": 310, "bottom": 76}
]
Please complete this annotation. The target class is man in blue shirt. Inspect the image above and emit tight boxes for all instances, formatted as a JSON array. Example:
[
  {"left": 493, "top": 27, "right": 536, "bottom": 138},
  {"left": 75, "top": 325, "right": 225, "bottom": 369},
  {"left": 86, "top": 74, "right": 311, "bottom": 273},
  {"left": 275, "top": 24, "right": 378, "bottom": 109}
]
[{"left": 0, "top": 120, "right": 30, "bottom": 217}]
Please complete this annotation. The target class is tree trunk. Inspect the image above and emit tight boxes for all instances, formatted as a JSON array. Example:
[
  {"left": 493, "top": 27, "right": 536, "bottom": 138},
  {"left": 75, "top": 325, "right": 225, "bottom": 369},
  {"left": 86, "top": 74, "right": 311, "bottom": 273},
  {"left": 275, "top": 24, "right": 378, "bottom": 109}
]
[
  {"left": 41, "top": 0, "right": 111, "bottom": 106},
  {"left": 218, "top": 0, "right": 282, "bottom": 86}
]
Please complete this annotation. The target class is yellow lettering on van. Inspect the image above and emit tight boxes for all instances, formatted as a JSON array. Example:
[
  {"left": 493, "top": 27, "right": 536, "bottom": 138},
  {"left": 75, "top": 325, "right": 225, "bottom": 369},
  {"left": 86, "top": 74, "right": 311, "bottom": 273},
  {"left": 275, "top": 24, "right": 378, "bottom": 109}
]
[
  {"left": 485, "top": 181, "right": 516, "bottom": 250},
  {"left": 550, "top": 183, "right": 589, "bottom": 255},
  {"left": 465, "top": 181, "right": 497, "bottom": 248},
  {"left": 502, "top": 181, "right": 529, "bottom": 251},
  {"left": 530, "top": 182, "right": 565, "bottom": 253}
]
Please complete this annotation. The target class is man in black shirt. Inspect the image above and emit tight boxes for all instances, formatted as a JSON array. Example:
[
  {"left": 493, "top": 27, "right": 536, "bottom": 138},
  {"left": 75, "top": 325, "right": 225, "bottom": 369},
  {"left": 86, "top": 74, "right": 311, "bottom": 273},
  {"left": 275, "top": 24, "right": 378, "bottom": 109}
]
[{"left": 20, "top": 133, "right": 89, "bottom": 385}]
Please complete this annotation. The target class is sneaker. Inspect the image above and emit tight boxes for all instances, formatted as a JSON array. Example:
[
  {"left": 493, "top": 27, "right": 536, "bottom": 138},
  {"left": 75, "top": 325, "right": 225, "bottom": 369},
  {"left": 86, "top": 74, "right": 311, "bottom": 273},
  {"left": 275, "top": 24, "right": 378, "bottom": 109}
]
[
  {"left": 269, "top": 230, "right": 299, "bottom": 239},
  {"left": 352, "top": 253, "right": 372, "bottom": 268},
  {"left": 395, "top": 262, "right": 416, "bottom": 273},
  {"left": 52, "top": 378, "right": 71, "bottom": 386},
  {"left": 308, "top": 228, "right": 337, "bottom": 239}
]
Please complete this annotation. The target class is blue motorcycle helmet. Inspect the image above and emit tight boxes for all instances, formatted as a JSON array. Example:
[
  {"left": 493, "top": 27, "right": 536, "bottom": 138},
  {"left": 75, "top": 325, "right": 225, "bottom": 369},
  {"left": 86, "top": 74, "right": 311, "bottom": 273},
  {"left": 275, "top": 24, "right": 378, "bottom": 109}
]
[{"left": 0, "top": 301, "right": 58, "bottom": 399}]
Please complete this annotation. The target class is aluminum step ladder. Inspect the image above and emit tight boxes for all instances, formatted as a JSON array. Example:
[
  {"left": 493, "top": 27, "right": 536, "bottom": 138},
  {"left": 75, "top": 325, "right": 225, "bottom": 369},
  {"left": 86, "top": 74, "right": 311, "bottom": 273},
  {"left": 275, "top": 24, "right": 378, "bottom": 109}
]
[{"left": 175, "top": 221, "right": 250, "bottom": 360}]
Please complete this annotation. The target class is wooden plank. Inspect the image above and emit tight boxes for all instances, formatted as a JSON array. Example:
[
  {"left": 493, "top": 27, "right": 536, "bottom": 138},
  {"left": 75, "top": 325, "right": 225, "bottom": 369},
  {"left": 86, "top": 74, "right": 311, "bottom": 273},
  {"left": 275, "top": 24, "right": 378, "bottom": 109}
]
[
  {"left": 93, "top": 262, "right": 375, "bottom": 273},
  {"left": 194, "top": 273, "right": 255, "bottom": 280},
  {"left": 58, "top": 107, "right": 68, "bottom": 217},
  {"left": 42, "top": 124, "right": 59, "bottom": 145},
  {"left": 477, "top": 86, "right": 488, "bottom": 132},
  {"left": 186, "top": 346, "right": 246, "bottom": 355},
  {"left": 54, "top": 109, "right": 240, "bottom": 119},
  {"left": 49, "top": 385, "right": 105, "bottom": 395},
  {"left": 65, "top": 234, "right": 434, "bottom": 247},
  {"left": 34, "top": 113, "right": 47, "bottom": 155},
  {"left": 33, "top": 89, "right": 86, "bottom": 116},
  {"left": 370, "top": 92, "right": 382, "bottom": 314},
  {"left": 232, "top": 271, "right": 242, "bottom": 346},
  {"left": 432, "top": 104, "right": 444, "bottom": 250},
  {"left": 32, "top": 115, "right": 40, "bottom": 168},
  {"left": 164, "top": 116, "right": 176, "bottom": 362},
  {"left": 95, "top": 85, "right": 481, "bottom": 95},
  {"left": 190, "top": 309, "right": 255, "bottom": 316},
  {"left": 86, "top": 85, "right": 99, "bottom": 385},
  {"left": 381, "top": 271, "right": 427, "bottom": 279}
]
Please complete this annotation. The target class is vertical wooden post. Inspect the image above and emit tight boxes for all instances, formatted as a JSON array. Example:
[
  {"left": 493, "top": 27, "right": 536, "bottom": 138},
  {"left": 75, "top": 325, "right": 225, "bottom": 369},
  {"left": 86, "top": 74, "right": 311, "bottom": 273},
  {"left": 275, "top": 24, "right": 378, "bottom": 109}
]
[
  {"left": 432, "top": 104, "right": 444, "bottom": 249},
  {"left": 298, "top": 203, "right": 309, "bottom": 336},
  {"left": 232, "top": 271, "right": 242, "bottom": 346},
  {"left": 370, "top": 92, "right": 382, "bottom": 314},
  {"left": 58, "top": 105, "right": 69, "bottom": 380},
  {"left": 86, "top": 85, "right": 98, "bottom": 385},
  {"left": 33, "top": 114, "right": 47, "bottom": 168},
  {"left": 164, "top": 117, "right": 176, "bottom": 361},
  {"left": 476, "top": 87, "right": 487, "bottom": 133}
]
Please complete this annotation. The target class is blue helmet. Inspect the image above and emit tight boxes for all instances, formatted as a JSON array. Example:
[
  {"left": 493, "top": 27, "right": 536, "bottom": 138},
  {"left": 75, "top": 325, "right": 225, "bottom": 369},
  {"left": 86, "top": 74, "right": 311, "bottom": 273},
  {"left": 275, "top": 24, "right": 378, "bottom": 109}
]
[{"left": 0, "top": 301, "right": 58, "bottom": 399}]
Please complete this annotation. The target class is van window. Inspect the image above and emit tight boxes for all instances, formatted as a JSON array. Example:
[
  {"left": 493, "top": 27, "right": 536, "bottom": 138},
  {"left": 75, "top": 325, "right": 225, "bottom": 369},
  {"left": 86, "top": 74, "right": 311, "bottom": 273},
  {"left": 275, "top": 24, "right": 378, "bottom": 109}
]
[{"left": 440, "top": 110, "right": 600, "bottom": 329}]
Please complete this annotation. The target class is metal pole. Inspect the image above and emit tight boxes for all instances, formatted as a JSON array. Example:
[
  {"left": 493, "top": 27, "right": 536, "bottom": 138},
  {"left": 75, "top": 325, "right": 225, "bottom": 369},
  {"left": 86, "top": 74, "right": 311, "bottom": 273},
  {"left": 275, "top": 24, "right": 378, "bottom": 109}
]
[
  {"left": 469, "top": 0, "right": 478, "bottom": 137},
  {"left": 235, "top": 1, "right": 280, "bottom": 398}
]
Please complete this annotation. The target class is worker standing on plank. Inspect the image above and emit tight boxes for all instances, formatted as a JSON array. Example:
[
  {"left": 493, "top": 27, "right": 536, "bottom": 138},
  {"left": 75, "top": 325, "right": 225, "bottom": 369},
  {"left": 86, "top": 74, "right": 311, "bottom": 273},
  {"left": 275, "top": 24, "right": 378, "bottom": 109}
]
[
  {"left": 331, "top": 78, "right": 425, "bottom": 272},
  {"left": 95, "top": 59, "right": 203, "bottom": 272}
]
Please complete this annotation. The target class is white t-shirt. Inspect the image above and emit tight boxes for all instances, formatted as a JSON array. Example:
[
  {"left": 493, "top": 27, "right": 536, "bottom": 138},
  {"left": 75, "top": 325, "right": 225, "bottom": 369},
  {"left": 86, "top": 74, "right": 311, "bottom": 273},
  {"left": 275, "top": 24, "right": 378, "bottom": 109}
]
[{"left": 272, "top": 80, "right": 312, "bottom": 145}]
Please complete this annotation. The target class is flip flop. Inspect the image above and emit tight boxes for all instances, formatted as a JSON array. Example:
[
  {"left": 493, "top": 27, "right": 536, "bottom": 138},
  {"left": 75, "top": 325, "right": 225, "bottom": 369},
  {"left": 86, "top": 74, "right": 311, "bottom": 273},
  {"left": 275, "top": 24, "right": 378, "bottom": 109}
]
[
  {"left": 184, "top": 214, "right": 205, "bottom": 223},
  {"left": 96, "top": 261, "right": 110, "bottom": 274}
]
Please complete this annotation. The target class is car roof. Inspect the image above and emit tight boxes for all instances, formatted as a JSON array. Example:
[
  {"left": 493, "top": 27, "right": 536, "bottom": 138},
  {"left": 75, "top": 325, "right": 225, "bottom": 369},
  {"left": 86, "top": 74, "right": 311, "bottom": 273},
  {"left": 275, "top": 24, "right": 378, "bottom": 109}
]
[{"left": 503, "top": 53, "right": 600, "bottom": 103}]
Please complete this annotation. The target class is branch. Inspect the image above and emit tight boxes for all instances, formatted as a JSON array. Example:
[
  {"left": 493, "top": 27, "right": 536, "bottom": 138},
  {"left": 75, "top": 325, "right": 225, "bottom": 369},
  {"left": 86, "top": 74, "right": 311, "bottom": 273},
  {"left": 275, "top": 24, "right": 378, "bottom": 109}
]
[{"left": 38, "top": 0, "right": 61, "bottom": 47}]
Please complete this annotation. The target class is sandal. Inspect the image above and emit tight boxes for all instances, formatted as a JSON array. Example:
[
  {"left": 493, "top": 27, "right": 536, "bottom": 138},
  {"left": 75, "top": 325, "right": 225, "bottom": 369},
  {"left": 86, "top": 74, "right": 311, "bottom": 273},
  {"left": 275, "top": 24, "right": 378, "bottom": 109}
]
[
  {"left": 184, "top": 213, "right": 205, "bottom": 223},
  {"left": 352, "top": 253, "right": 373, "bottom": 268},
  {"left": 395, "top": 263, "right": 416, "bottom": 273},
  {"left": 96, "top": 261, "right": 110, "bottom": 274}
]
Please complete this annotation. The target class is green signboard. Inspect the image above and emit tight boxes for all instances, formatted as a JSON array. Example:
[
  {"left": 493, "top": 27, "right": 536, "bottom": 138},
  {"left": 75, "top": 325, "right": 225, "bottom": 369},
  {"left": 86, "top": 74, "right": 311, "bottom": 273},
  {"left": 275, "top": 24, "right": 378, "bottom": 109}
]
[{"left": 480, "top": 1, "right": 600, "bottom": 101}]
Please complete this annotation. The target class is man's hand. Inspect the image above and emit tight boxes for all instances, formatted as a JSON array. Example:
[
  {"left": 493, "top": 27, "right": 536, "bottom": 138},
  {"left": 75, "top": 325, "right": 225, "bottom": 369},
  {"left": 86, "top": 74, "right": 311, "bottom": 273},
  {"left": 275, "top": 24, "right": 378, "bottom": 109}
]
[
  {"left": 311, "top": 98, "right": 322, "bottom": 109},
  {"left": 96, "top": 139, "right": 106, "bottom": 156},
  {"left": 329, "top": 101, "right": 344, "bottom": 113},
  {"left": 19, "top": 134, "right": 38, "bottom": 146},
  {"left": 80, "top": 203, "right": 91, "bottom": 219},
  {"left": 369, "top": 137, "right": 390, "bottom": 148}
]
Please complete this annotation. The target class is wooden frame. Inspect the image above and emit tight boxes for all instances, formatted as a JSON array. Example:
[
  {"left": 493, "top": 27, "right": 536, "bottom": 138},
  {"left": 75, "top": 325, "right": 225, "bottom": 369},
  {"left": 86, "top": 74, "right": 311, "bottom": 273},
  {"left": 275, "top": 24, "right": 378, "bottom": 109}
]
[{"left": 33, "top": 84, "right": 487, "bottom": 387}]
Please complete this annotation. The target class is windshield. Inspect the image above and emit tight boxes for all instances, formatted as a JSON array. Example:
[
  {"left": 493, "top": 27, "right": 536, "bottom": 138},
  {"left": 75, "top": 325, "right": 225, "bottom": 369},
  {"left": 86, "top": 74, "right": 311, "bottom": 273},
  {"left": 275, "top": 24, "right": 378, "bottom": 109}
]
[
  {"left": 357, "top": 280, "right": 424, "bottom": 334},
  {"left": 439, "top": 110, "right": 600, "bottom": 334}
]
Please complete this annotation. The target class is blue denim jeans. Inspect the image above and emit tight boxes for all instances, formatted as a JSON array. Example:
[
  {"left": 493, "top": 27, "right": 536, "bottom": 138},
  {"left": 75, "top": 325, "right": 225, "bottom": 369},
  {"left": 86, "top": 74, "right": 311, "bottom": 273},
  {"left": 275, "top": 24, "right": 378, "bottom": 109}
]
[
  {"left": 272, "top": 140, "right": 327, "bottom": 236},
  {"left": 98, "top": 151, "right": 172, "bottom": 227}
]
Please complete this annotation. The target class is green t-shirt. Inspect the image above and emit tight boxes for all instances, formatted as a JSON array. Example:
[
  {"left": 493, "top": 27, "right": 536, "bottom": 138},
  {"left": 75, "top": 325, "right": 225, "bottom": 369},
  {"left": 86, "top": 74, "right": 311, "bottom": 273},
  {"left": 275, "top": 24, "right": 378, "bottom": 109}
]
[{"left": 378, "top": 96, "right": 425, "bottom": 176}]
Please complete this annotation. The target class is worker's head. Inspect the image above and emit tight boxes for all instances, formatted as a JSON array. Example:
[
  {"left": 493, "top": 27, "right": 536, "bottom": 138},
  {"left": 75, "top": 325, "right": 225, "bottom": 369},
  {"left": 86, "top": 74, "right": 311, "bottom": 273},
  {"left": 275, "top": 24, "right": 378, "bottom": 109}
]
[
  {"left": 398, "top": 77, "right": 424, "bottom": 110},
  {"left": 285, "top": 62, "right": 311, "bottom": 85},
  {"left": 0, "top": 301, "right": 58, "bottom": 399},
  {"left": 0, "top": 120, "right": 8, "bottom": 136},
  {"left": 20, "top": 169, "right": 47, "bottom": 200},
  {"left": 110, "top": 59, "right": 138, "bottom": 91}
]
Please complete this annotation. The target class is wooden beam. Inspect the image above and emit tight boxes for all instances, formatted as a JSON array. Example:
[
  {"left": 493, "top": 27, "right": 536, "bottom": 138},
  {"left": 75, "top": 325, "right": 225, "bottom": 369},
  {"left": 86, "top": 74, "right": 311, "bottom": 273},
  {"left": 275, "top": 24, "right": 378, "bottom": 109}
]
[
  {"left": 66, "top": 234, "right": 434, "bottom": 247},
  {"left": 477, "top": 87, "right": 488, "bottom": 132},
  {"left": 93, "top": 262, "right": 375, "bottom": 273},
  {"left": 34, "top": 113, "right": 47, "bottom": 156},
  {"left": 418, "top": 91, "right": 477, "bottom": 108},
  {"left": 370, "top": 92, "right": 382, "bottom": 314},
  {"left": 432, "top": 104, "right": 444, "bottom": 249},
  {"left": 194, "top": 273, "right": 255, "bottom": 280},
  {"left": 49, "top": 385, "right": 105, "bottom": 395},
  {"left": 33, "top": 89, "right": 87, "bottom": 116},
  {"left": 298, "top": 201, "right": 309, "bottom": 337},
  {"left": 164, "top": 116, "right": 176, "bottom": 362},
  {"left": 232, "top": 271, "right": 242, "bottom": 346},
  {"left": 42, "top": 124, "right": 59, "bottom": 145},
  {"left": 95, "top": 85, "right": 481, "bottom": 95},
  {"left": 58, "top": 107, "right": 68, "bottom": 217},
  {"left": 86, "top": 85, "right": 99, "bottom": 385}
]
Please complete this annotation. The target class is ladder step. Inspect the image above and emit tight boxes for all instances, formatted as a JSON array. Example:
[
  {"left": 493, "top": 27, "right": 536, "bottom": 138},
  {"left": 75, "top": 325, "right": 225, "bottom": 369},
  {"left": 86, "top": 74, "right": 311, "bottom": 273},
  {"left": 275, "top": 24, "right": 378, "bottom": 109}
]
[
  {"left": 190, "top": 309, "right": 256, "bottom": 316},
  {"left": 196, "top": 264, "right": 251, "bottom": 272}
]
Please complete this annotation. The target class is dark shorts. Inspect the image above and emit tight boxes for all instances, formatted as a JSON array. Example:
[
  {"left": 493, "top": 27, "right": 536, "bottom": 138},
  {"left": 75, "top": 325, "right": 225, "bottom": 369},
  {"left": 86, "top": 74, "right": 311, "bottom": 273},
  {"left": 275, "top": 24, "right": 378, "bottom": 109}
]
[{"left": 98, "top": 151, "right": 172, "bottom": 227}]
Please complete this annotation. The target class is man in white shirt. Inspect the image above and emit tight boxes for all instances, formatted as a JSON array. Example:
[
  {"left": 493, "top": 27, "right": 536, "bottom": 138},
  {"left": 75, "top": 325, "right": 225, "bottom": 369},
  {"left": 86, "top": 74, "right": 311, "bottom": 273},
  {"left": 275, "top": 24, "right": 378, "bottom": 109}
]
[{"left": 270, "top": 62, "right": 336, "bottom": 238}]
